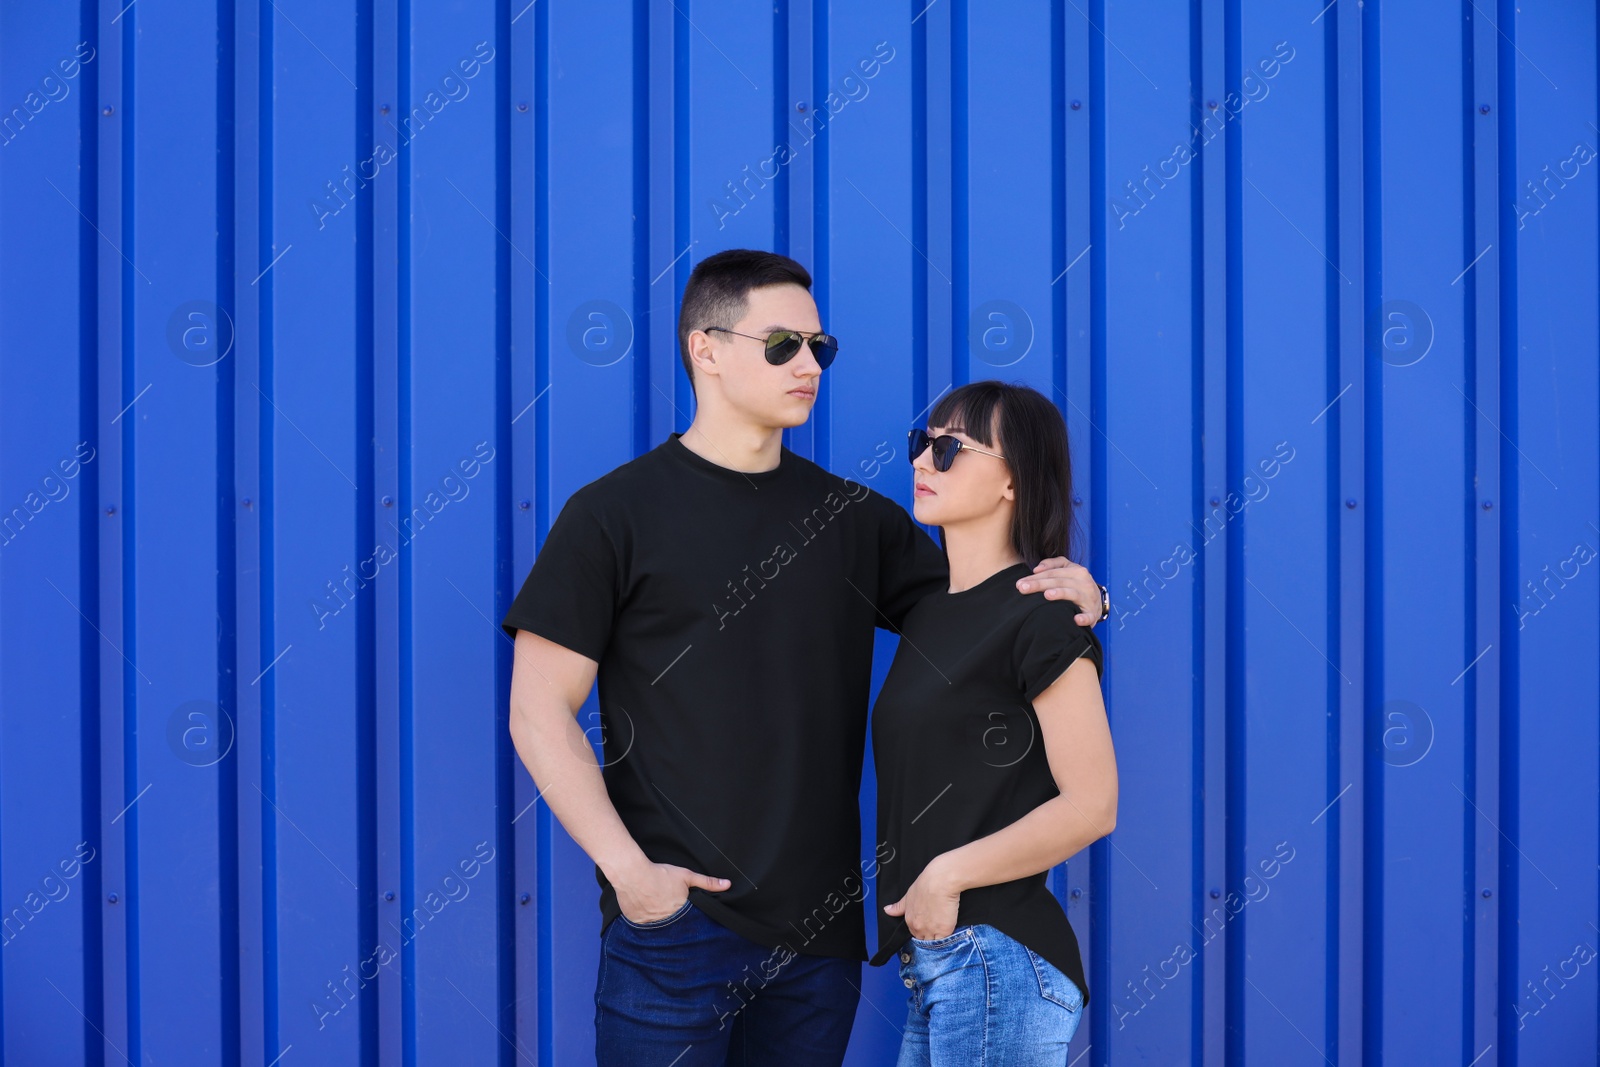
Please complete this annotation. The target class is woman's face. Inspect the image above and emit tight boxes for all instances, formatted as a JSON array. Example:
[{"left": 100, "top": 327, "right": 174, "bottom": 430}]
[{"left": 910, "top": 418, "right": 1014, "bottom": 528}]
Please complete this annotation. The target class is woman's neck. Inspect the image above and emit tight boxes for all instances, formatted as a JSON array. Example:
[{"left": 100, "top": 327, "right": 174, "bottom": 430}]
[{"left": 941, "top": 525, "right": 1025, "bottom": 594}]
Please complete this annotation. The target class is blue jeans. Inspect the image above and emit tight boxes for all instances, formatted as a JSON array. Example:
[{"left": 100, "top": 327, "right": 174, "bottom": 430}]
[
  {"left": 894, "top": 924, "right": 1084, "bottom": 1065},
  {"left": 595, "top": 897, "right": 861, "bottom": 1066}
]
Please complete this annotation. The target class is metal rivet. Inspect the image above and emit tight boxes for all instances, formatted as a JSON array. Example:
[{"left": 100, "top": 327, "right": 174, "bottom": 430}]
[
  {"left": 384, "top": 890, "right": 395, "bottom": 901},
  {"left": 108, "top": 893, "right": 119, "bottom": 904},
  {"left": 796, "top": 101, "right": 808, "bottom": 112},
  {"left": 519, "top": 499, "right": 530, "bottom": 510},
  {"left": 1207, "top": 100, "right": 1219, "bottom": 110},
  {"left": 1346, "top": 498, "right": 1358, "bottom": 509},
  {"left": 1209, "top": 496, "right": 1221, "bottom": 507},
  {"left": 1210, "top": 888, "right": 1221, "bottom": 899},
  {"left": 1482, "top": 888, "right": 1493, "bottom": 898},
  {"left": 102, "top": 106, "right": 114, "bottom": 116},
  {"left": 1481, "top": 500, "right": 1493, "bottom": 510},
  {"left": 105, "top": 505, "right": 116, "bottom": 515},
  {"left": 1479, "top": 104, "right": 1491, "bottom": 115},
  {"left": 520, "top": 893, "right": 531, "bottom": 905},
  {"left": 517, "top": 102, "right": 528, "bottom": 112},
  {"left": 1070, "top": 100, "right": 1082, "bottom": 111},
  {"left": 241, "top": 498, "right": 252, "bottom": 508},
  {"left": 380, "top": 105, "right": 390, "bottom": 114},
  {"left": 382, "top": 495, "right": 394, "bottom": 508},
  {"left": 1070, "top": 887, "right": 1083, "bottom": 900}
]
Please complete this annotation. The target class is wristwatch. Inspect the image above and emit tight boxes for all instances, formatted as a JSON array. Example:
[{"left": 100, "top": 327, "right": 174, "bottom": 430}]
[{"left": 1096, "top": 584, "right": 1109, "bottom": 626}]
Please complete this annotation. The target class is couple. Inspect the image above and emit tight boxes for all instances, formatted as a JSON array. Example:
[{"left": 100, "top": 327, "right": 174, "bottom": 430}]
[{"left": 502, "top": 248, "right": 1118, "bottom": 1066}]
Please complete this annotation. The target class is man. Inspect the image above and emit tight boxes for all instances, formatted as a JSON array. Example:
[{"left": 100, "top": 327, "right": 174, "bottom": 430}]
[{"left": 502, "top": 249, "right": 1106, "bottom": 1065}]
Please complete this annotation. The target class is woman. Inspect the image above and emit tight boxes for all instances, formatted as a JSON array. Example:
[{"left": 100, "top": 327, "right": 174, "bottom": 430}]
[{"left": 868, "top": 380, "right": 1117, "bottom": 1064}]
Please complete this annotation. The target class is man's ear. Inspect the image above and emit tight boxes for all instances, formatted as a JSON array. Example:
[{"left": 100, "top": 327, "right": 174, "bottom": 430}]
[{"left": 687, "top": 330, "right": 719, "bottom": 378}]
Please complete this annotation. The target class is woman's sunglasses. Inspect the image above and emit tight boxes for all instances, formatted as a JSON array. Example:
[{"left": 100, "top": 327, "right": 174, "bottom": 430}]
[
  {"left": 705, "top": 326, "right": 839, "bottom": 370},
  {"left": 907, "top": 428, "right": 1007, "bottom": 473}
]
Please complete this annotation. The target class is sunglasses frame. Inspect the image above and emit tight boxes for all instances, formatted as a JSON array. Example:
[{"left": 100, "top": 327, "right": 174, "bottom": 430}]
[
  {"left": 907, "top": 427, "right": 1007, "bottom": 473},
  {"left": 704, "top": 326, "right": 839, "bottom": 369}
]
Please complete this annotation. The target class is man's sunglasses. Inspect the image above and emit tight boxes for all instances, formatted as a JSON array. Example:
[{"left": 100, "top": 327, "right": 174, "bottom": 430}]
[
  {"left": 907, "top": 428, "right": 1007, "bottom": 473},
  {"left": 705, "top": 327, "right": 839, "bottom": 370}
]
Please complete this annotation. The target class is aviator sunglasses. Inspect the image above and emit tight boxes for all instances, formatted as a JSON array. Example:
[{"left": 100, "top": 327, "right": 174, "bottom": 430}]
[
  {"left": 705, "top": 326, "right": 839, "bottom": 370},
  {"left": 907, "top": 427, "right": 1007, "bottom": 473}
]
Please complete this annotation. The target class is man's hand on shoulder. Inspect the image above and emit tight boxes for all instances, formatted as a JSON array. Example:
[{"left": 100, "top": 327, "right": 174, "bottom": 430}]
[{"left": 1016, "top": 557, "right": 1105, "bottom": 626}]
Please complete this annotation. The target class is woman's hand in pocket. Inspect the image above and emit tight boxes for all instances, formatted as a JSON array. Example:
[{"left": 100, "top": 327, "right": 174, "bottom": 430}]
[{"left": 883, "top": 856, "right": 962, "bottom": 940}]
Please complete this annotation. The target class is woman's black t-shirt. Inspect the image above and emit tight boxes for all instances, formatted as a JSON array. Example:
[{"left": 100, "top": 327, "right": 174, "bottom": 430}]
[{"left": 868, "top": 560, "right": 1106, "bottom": 1005}]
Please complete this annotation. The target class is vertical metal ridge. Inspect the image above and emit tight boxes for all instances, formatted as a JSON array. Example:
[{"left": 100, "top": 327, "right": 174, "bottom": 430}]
[
  {"left": 256, "top": 0, "right": 279, "bottom": 1054},
  {"left": 1492, "top": 0, "right": 1519, "bottom": 1059},
  {"left": 532, "top": 0, "right": 554, "bottom": 1060},
  {"left": 951, "top": 0, "right": 968, "bottom": 388},
  {"left": 76, "top": 0, "right": 108, "bottom": 1054},
  {"left": 1086, "top": 0, "right": 1107, "bottom": 1050},
  {"left": 810, "top": 0, "right": 829, "bottom": 468},
  {"left": 1221, "top": 0, "right": 1244, "bottom": 1056},
  {"left": 120, "top": 0, "right": 142, "bottom": 1050},
  {"left": 492, "top": 0, "right": 517, "bottom": 1056},
  {"left": 354, "top": 0, "right": 379, "bottom": 1057},
  {"left": 394, "top": 0, "right": 414, "bottom": 1060},
  {"left": 216, "top": 0, "right": 242, "bottom": 1059},
  {"left": 1359, "top": 1, "right": 1385, "bottom": 1060},
  {"left": 1321, "top": 3, "right": 1346, "bottom": 1062}
]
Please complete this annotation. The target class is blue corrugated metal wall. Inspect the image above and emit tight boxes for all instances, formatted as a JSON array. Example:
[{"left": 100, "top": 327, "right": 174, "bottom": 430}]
[{"left": 1, "top": 0, "right": 1596, "bottom": 1064}]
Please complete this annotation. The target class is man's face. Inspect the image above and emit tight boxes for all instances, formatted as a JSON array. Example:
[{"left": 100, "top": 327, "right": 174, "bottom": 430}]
[{"left": 698, "top": 283, "right": 825, "bottom": 429}]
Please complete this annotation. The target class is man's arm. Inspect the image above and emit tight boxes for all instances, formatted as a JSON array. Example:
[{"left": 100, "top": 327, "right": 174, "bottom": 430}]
[{"left": 507, "top": 629, "right": 730, "bottom": 923}]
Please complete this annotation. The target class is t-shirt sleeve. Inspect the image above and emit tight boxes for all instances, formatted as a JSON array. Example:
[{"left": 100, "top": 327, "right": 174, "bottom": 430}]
[
  {"left": 500, "top": 490, "right": 619, "bottom": 662},
  {"left": 872, "top": 491, "right": 949, "bottom": 632},
  {"left": 1013, "top": 599, "right": 1105, "bottom": 702}
]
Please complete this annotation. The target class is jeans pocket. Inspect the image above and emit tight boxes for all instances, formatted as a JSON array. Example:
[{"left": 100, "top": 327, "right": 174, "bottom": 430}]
[
  {"left": 910, "top": 925, "right": 971, "bottom": 951},
  {"left": 617, "top": 896, "right": 695, "bottom": 930},
  {"left": 1026, "top": 946, "right": 1083, "bottom": 1012}
]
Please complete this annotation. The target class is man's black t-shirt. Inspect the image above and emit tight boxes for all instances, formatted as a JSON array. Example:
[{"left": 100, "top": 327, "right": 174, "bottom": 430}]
[
  {"left": 867, "top": 560, "right": 1105, "bottom": 1006},
  {"left": 500, "top": 431, "right": 948, "bottom": 960}
]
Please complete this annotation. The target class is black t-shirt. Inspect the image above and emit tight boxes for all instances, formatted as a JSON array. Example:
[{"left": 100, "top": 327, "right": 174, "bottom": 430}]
[
  {"left": 867, "top": 560, "right": 1105, "bottom": 1006},
  {"left": 500, "top": 431, "right": 949, "bottom": 960}
]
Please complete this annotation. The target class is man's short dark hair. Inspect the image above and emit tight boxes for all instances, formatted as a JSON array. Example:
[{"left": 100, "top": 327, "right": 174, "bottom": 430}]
[{"left": 677, "top": 249, "right": 813, "bottom": 393}]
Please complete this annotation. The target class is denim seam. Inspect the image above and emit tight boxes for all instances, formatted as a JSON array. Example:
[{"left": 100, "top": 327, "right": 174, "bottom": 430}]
[
  {"left": 1025, "top": 944, "right": 1079, "bottom": 1012},
  {"left": 972, "top": 925, "right": 993, "bottom": 1067}
]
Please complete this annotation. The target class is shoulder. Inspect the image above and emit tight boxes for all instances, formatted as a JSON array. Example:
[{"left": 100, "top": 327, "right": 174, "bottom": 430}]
[
  {"left": 1013, "top": 593, "right": 1104, "bottom": 665},
  {"left": 1017, "top": 598, "right": 1107, "bottom": 681},
  {"left": 788, "top": 452, "right": 907, "bottom": 518},
  {"left": 561, "top": 447, "right": 672, "bottom": 518}
]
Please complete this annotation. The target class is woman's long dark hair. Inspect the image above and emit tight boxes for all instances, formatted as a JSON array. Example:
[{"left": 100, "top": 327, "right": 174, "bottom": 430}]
[{"left": 925, "top": 380, "right": 1083, "bottom": 567}]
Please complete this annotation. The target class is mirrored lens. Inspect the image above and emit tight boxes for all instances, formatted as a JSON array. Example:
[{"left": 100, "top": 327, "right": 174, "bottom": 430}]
[{"left": 763, "top": 332, "right": 805, "bottom": 365}]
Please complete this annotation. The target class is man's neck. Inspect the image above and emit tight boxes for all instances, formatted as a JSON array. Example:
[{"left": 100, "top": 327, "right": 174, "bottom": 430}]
[{"left": 679, "top": 417, "right": 786, "bottom": 474}]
